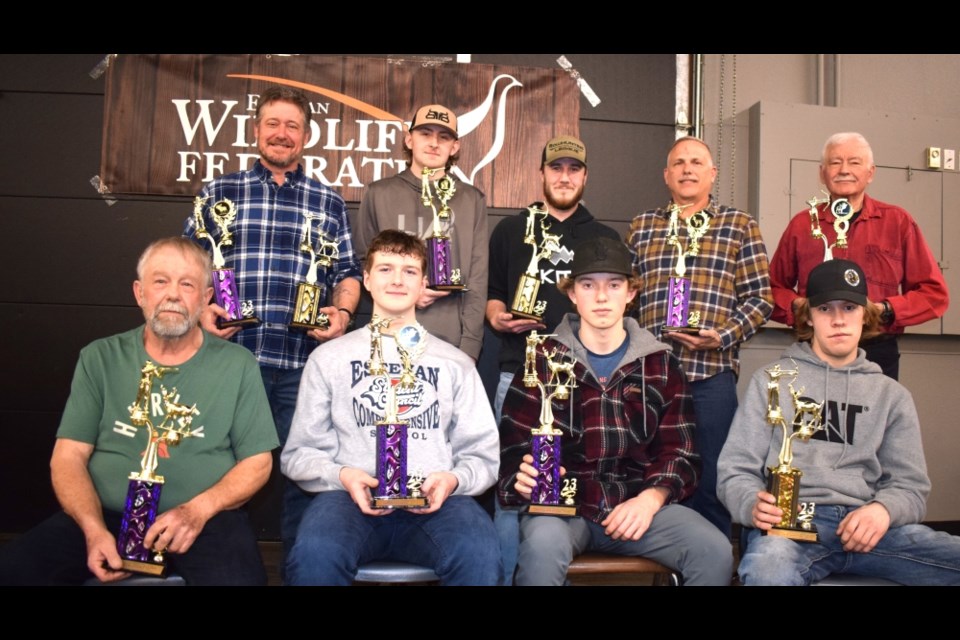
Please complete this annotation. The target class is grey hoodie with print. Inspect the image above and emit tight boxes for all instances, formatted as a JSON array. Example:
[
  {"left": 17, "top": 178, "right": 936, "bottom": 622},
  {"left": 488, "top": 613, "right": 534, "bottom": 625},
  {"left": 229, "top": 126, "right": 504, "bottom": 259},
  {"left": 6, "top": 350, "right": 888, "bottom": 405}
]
[{"left": 717, "top": 341, "right": 930, "bottom": 528}]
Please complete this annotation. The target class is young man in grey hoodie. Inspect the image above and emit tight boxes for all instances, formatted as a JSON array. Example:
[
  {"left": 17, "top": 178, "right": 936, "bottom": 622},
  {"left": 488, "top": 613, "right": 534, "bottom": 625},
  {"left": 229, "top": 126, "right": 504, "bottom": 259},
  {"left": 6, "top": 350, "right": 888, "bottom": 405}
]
[
  {"left": 498, "top": 236, "right": 733, "bottom": 586},
  {"left": 281, "top": 230, "right": 500, "bottom": 585},
  {"left": 718, "top": 258, "right": 960, "bottom": 585}
]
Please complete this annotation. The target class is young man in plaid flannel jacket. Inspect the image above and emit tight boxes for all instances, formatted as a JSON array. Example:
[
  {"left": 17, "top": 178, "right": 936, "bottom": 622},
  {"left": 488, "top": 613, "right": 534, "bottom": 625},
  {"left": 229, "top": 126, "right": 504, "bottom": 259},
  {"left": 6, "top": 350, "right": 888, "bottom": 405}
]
[{"left": 498, "top": 236, "right": 732, "bottom": 586}]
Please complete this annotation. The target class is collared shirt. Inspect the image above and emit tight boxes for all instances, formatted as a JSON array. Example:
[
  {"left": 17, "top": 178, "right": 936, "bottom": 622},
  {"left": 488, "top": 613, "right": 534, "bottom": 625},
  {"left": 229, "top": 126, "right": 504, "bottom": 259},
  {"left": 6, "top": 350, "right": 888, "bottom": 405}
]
[
  {"left": 627, "top": 197, "right": 773, "bottom": 381},
  {"left": 184, "top": 161, "right": 362, "bottom": 369}
]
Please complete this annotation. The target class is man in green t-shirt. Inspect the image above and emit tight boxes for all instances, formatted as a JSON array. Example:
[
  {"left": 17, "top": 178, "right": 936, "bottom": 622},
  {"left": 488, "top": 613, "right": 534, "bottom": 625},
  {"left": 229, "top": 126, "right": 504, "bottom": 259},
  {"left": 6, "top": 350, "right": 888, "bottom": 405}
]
[{"left": 0, "top": 238, "right": 278, "bottom": 585}]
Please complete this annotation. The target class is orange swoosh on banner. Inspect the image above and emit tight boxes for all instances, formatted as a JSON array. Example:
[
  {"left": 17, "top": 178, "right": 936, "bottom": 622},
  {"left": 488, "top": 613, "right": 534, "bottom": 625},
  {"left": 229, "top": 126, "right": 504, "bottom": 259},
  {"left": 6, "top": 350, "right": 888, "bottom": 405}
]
[{"left": 227, "top": 74, "right": 403, "bottom": 122}]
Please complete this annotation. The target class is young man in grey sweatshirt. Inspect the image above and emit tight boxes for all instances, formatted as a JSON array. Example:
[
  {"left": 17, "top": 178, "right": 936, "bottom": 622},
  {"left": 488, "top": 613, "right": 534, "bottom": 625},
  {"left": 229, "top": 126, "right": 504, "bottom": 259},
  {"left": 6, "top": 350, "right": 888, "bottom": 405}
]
[
  {"left": 281, "top": 230, "right": 500, "bottom": 585},
  {"left": 718, "top": 258, "right": 960, "bottom": 585}
]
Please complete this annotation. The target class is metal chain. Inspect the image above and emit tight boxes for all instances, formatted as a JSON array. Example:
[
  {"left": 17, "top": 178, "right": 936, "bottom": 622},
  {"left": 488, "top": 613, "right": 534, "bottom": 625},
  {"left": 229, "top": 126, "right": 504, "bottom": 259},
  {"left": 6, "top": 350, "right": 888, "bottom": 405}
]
[
  {"left": 730, "top": 54, "right": 737, "bottom": 208},
  {"left": 716, "top": 54, "right": 724, "bottom": 204}
]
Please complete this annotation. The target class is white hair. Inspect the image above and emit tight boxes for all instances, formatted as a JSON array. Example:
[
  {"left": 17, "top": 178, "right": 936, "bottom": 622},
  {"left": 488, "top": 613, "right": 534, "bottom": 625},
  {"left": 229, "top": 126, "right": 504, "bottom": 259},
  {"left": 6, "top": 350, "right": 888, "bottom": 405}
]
[{"left": 821, "top": 132, "right": 874, "bottom": 166}]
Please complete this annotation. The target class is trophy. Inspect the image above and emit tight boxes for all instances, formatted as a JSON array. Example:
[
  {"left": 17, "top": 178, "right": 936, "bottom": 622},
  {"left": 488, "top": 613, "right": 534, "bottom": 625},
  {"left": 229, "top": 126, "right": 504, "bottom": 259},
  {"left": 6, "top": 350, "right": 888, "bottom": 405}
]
[
  {"left": 117, "top": 362, "right": 203, "bottom": 575},
  {"left": 420, "top": 168, "right": 466, "bottom": 291},
  {"left": 371, "top": 320, "right": 429, "bottom": 509},
  {"left": 192, "top": 197, "right": 259, "bottom": 328},
  {"left": 663, "top": 202, "right": 709, "bottom": 334},
  {"left": 805, "top": 192, "right": 852, "bottom": 262},
  {"left": 511, "top": 203, "right": 563, "bottom": 322},
  {"left": 763, "top": 363, "right": 826, "bottom": 542},
  {"left": 290, "top": 212, "right": 338, "bottom": 331},
  {"left": 524, "top": 331, "right": 579, "bottom": 516}
]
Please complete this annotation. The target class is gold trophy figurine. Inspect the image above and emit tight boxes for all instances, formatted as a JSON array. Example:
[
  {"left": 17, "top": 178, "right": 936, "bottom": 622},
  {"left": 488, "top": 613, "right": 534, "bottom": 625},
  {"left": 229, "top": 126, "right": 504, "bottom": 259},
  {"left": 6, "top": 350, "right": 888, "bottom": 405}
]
[
  {"left": 511, "top": 203, "right": 561, "bottom": 322},
  {"left": 523, "top": 331, "right": 554, "bottom": 387},
  {"left": 366, "top": 314, "right": 394, "bottom": 377},
  {"left": 527, "top": 345, "right": 579, "bottom": 517},
  {"left": 764, "top": 363, "right": 825, "bottom": 542},
  {"left": 290, "top": 212, "right": 338, "bottom": 331}
]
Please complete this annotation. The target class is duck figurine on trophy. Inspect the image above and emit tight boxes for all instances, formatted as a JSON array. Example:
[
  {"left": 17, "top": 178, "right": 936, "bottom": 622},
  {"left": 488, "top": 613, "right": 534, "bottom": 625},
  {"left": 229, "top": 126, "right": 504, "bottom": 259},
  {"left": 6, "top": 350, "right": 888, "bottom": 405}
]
[
  {"left": 192, "top": 197, "right": 259, "bottom": 328},
  {"left": 371, "top": 320, "right": 429, "bottom": 509},
  {"left": 663, "top": 202, "right": 710, "bottom": 334},
  {"left": 764, "top": 362, "right": 826, "bottom": 542},
  {"left": 805, "top": 192, "right": 853, "bottom": 262},
  {"left": 290, "top": 212, "right": 339, "bottom": 331},
  {"left": 511, "top": 203, "right": 564, "bottom": 323},
  {"left": 117, "top": 361, "right": 203, "bottom": 575},
  {"left": 420, "top": 167, "right": 465, "bottom": 291},
  {"left": 524, "top": 331, "right": 579, "bottom": 516}
]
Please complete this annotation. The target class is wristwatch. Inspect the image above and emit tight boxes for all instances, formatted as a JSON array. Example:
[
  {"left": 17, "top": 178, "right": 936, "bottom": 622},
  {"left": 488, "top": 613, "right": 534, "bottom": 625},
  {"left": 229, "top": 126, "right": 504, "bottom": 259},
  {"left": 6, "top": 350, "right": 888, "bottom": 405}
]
[{"left": 880, "top": 300, "right": 894, "bottom": 325}]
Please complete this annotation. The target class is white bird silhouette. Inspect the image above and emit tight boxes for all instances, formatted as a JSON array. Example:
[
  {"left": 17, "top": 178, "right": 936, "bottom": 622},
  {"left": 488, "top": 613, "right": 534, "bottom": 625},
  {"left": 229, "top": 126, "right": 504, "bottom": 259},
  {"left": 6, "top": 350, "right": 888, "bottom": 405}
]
[{"left": 450, "top": 74, "right": 523, "bottom": 186}]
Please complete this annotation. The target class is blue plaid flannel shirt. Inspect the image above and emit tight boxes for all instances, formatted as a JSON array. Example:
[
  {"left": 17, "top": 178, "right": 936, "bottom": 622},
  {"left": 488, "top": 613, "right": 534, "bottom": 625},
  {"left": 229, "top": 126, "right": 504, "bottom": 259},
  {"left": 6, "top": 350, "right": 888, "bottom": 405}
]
[{"left": 183, "top": 161, "right": 362, "bottom": 369}]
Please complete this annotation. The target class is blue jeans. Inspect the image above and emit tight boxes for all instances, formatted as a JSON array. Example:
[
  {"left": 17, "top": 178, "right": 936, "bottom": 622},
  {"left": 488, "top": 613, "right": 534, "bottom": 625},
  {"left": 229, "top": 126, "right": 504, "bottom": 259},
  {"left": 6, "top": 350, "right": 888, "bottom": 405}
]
[
  {"left": 260, "top": 366, "right": 311, "bottom": 559},
  {"left": 287, "top": 491, "right": 502, "bottom": 585},
  {"left": 739, "top": 505, "right": 960, "bottom": 585},
  {"left": 493, "top": 370, "right": 522, "bottom": 585},
  {"left": 0, "top": 509, "right": 266, "bottom": 586},
  {"left": 682, "top": 371, "right": 737, "bottom": 537},
  {"left": 515, "top": 504, "right": 733, "bottom": 586}
]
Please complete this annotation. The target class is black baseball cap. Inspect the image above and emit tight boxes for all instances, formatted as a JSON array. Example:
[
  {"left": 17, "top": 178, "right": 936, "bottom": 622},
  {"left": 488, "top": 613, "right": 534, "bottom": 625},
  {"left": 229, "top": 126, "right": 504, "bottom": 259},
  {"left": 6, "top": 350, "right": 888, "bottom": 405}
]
[{"left": 806, "top": 259, "right": 868, "bottom": 306}]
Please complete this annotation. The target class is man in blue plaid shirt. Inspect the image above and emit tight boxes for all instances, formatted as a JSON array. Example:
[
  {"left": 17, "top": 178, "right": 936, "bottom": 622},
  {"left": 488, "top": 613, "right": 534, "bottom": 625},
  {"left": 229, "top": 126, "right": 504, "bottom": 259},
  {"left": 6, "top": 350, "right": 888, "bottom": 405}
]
[
  {"left": 184, "top": 86, "right": 362, "bottom": 558},
  {"left": 628, "top": 137, "right": 773, "bottom": 539}
]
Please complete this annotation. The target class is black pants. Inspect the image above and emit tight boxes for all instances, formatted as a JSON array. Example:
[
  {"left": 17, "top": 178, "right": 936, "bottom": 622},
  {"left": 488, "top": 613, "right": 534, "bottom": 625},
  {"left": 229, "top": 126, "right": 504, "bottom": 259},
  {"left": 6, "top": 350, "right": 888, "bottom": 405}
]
[{"left": 0, "top": 509, "right": 266, "bottom": 586}]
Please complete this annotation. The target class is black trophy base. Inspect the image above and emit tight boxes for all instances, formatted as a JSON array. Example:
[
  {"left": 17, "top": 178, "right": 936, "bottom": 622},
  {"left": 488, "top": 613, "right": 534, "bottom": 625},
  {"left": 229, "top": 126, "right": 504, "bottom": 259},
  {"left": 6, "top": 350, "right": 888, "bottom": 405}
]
[
  {"left": 528, "top": 503, "right": 578, "bottom": 517},
  {"left": 662, "top": 324, "right": 702, "bottom": 335},
  {"left": 218, "top": 316, "right": 261, "bottom": 329},
  {"left": 764, "top": 524, "right": 819, "bottom": 542},
  {"left": 289, "top": 314, "right": 330, "bottom": 332},
  {"left": 120, "top": 557, "right": 168, "bottom": 577},
  {"left": 372, "top": 496, "right": 429, "bottom": 510},
  {"left": 428, "top": 284, "right": 468, "bottom": 292},
  {"left": 510, "top": 309, "right": 545, "bottom": 323}
]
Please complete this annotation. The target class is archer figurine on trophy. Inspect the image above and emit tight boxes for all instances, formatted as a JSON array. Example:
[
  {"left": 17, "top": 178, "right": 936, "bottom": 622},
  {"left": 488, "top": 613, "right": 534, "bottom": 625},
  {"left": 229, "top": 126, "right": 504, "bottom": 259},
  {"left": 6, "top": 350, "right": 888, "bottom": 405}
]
[
  {"left": 511, "top": 203, "right": 563, "bottom": 322},
  {"left": 805, "top": 192, "right": 853, "bottom": 262},
  {"left": 117, "top": 361, "right": 203, "bottom": 575},
  {"left": 524, "top": 331, "right": 579, "bottom": 516},
  {"left": 290, "top": 212, "right": 339, "bottom": 331},
  {"left": 763, "top": 362, "right": 825, "bottom": 542},
  {"left": 192, "top": 196, "right": 259, "bottom": 328},
  {"left": 420, "top": 167, "right": 465, "bottom": 291},
  {"left": 372, "top": 321, "right": 429, "bottom": 509},
  {"left": 663, "top": 202, "right": 709, "bottom": 334}
]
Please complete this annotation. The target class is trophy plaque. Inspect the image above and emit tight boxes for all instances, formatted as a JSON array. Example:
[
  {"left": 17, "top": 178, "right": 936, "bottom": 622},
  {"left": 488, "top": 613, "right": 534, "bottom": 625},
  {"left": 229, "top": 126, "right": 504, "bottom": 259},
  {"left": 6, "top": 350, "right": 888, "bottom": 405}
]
[
  {"left": 420, "top": 168, "right": 466, "bottom": 291},
  {"left": 192, "top": 197, "right": 259, "bottom": 328},
  {"left": 511, "top": 203, "right": 562, "bottom": 322},
  {"left": 117, "top": 362, "right": 203, "bottom": 575},
  {"left": 524, "top": 331, "right": 578, "bottom": 517},
  {"left": 372, "top": 321, "right": 429, "bottom": 509},
  {"left": 763, "top": 363, "right": 825, "bottom": 542},
  {"left": 663, "top": 203, "right": 708, "bottom": 334},
  {"left": 290, "top": 212, "right": 338, "bottom": 331}
]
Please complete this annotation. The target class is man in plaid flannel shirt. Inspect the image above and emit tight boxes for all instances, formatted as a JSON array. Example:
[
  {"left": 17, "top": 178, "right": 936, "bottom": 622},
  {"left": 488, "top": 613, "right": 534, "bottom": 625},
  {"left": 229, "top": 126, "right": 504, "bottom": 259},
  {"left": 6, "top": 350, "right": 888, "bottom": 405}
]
[
  {"left": 184, "top": 86, "right": 362, "bottom": 559},
  {"left": 498, "top": 236, "right": 732, "bottom": 585},
  {"left": 627, "top": 137, "right": 773, "bottom": 538}
]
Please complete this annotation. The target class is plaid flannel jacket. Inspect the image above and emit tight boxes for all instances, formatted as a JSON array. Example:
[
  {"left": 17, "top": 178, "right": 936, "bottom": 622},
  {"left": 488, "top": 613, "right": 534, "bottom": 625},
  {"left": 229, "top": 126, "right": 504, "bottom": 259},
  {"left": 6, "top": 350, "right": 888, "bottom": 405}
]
[
  {"left": 498, "top": 321, "right": 700, "bottom": 525},
  {"left": 627, "top": 198, "right": 773, "bottom": 381}
]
